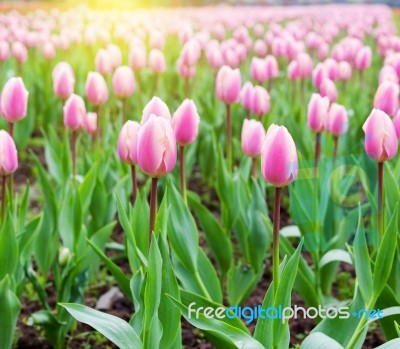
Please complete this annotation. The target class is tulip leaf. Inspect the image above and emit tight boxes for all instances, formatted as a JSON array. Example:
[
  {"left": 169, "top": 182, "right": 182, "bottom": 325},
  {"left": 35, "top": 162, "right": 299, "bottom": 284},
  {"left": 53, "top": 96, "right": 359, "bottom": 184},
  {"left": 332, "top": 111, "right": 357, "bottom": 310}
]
[
  {"left": 301, "top": 332, "right": 344, "bottom": 349},
  {"left": 0, "top": 213, "right": 18, "bottom": 281}
]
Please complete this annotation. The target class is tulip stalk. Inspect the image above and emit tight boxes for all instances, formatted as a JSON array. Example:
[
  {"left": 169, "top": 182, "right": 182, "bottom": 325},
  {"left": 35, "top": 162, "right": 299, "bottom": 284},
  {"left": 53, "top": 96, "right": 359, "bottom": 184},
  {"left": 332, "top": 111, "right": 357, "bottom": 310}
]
[
  {"left": 71, "top": 130, "right": 77, "bottom": 179},
  {"left": 272, "top": 187, "right": 282, "bottom": 295},
  {"left": 226, "top": 104, "right": 233, "bottom": 172},
  {"left": 1, "top": 175, "right": 6, "bottom": 222},
  {"left": 333, "top": 136, "right": 338, "bottom": 165},
  {"left": 314, "top": 132, "right": 321, "bottom": 177},
  {"left": 121, "top": 98, "right": 127, "bottom": 122},
  {"left": 179, "top": 146, "right": 187, "bottom": 203},
  {"left": 377, "top": 162, "right": 384, "bottom": 238},
  {"left": 149, "top": 177, "right": 158, "bottom": 247},
  {"left": 131, "top": 165, "right": 138, "bottom": 205}
]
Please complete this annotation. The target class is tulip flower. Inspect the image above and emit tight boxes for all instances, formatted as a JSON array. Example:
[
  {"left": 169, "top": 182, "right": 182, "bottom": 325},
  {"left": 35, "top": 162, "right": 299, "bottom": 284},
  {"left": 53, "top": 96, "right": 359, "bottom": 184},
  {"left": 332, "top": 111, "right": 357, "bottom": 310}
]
[
  {"left": 85, "top": 72, "right": 109, "bottom": 107},
  {"left": 0, "top": 130, "right": 18, "bottom": 221},
  {"left": 172, "top": 99, "right": 200, "bottom": 201},
  {"left": 12, "top": 42, "right": 27, "bottom": 75},
  {"left": 129, "top": 44, "right": 146, "bottom": 97},
  {"left": 394, "top": 110, "right": 400, "bottom": 139},
  {"left": 63, "top": 94, "right": 86, "bottom": 178},
  {"left": 327, "top": 103, "right": 348, "bottom": 163},
  {"left": 0, "top": 41, "right": 10, "bottom": 62},
  {"left": 312, "top": 63, "right": 328, "bottom": 89},
  {"left": 149, "top": 49, "right": 166, "bottom": 95},
  {"left": 95, "top": 49, "right": 113, "bottom": 76},
  {"left": 84, "top": 112, "right": 97, "bottom": 135},
  {"left": 319, "top": 79, "right": 338, "bottom": 103},
  {"left": 141, "top": 96, "right": 171, "bottom": 124},
  {"left": 107, "top": 44, "right": 122, "bottom": 70},
  {"left": 1, "top": 77, "right": 29, "bottom": 136},
  {"left": 251, "top": 85, "right": 270, "bottom": 120},
  {"left": 112, "top": 66, "right": 136, "bottom": 121},
  {"left": 241, "top": 119, "right": 265, "bottom": 178},
  {"left": 307, "top": 93, "right": 329, "bottom": 175},
  {"left": 355, "top": 46, "right": 372, "bottom": 89},
  {"left": 215, "top": 65, "right": 241, "bottom": 171},
  {"left": 338, "top": 61, "right": 352, "bottom": 92},
  {"left": 42, "top": 42, "right": 55, "bottom": 60},
  {"left": 137, "top": 115, "right": 177, "bottom": 241},
  {"left": 363, "top": 109, "right": 398, "bottom": 237},
  {"left": 52, "top": 62, "right": 75, "bottom": 101},
  {"left": 117, "top": 121, "right": 141, "bottom": 204},
  {"left": 241, "top": 81, "right": 254, "bottom": 119},
  {"left": 373, "top": 81, "right": 399, "bottom": 117},
  {"left": 261, "top": 124, "right": 298, "bottom": 295}
]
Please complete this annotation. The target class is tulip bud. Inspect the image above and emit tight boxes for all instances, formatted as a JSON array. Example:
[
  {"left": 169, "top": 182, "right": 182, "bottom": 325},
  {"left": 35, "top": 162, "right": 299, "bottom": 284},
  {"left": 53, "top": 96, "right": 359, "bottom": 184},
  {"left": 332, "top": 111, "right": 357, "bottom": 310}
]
[
  {"left": 355, "top": 46, "right": 372, "bottom": 70},
  {"left": 206, "top": 46, "right": 224, "bottom": 69},
  {"left": 312, "top": 63, "right": 328, "bottom": 89},
  {"left": 141, "top": 96, "right": 171, "bottom": 124},
  {"left": 241, "top": 119, "right": 265, "bottom": 157},
  {"left": 107, "top": 44, "right": 122, "bottom": 69},
  {"left": 324, "top": 58, "right": 339, "bottom": 81},
  {"left": 319, "top": 79, "right": 338, "bottom": 103},
  {"left": 307, "top": 93, "right": 329, "bottom": 132},
  {"left": 0, "top": 130, "right": 18, "bottom": 176},
  {"left": 261, "top": 124, "right": 298, "bottom": 187},
  {"left": 149, "top": 49, "right": 166, "bottom": 73},
  {"left": 287, "top": 60, "right": 299, "bottom": 80},
  {"left": 95, "top": 49, "right": 112, "bottom": 75},
  {"left": 241, "top": 81, "right": 254, "bottom": 111},
  {"left": 63, "top": 94, "right": 86, "bottom": 130},
  {"left": 42, "top": 42, "right": 55, "bottom": 60},
  {"left": 129, "top": 45, "right": 147, "bottom": 70},
  {"left": 0, "top": 41, "right": 10, "bottom": 61},
  {"left": 338, "top": 61, "right": 352, "bottom": 81},
  {"left": 84, "top": 112, "right": 97, "bottom": 135},
  {"left": 265, "top": 55, "right": 279, "bottom": 79},
  {"left": 296, "top": 53, "right": 312, "bottom": 78},
  {"left": 117, "top": 120, "right": 141, "bottom": 165},
  {"left": 215, "top": 65, "right": 241, "bottom": 104},
  {"left": 137, "top": 115, "right": 177, "bottom": 177},
  {"left": 327, "top": 103, "right": 348, "bottom": 136},
  {"left": 250, "top": 57, "right": 267, "bottom": 82},
  {"left": 251, "top": 85, "right": 270, "bottom": 117},
  {"left": 112, "top": 66, "right": 135, "bottom": 98},
  {"left": 12, "top": 42, "right": 27, "bottom": 63},
  {"left": 172, "top": 99, "right": 200, "bottom": 145},
  {"left": 58, "top": 247, "right": 71, "bottom": 267},
  {"left": 52, "top": 62, "right": 75, "bottom": 100},
  {"left": 373, "top": 81, "right": 399, "bottom": 117},
  {"left": 85, "top": 72, "right": 109, "bottom": 106},
  {"left": 0, "top": 77, "right": 29, "bottom": 123},
  {"left": 394, "top": 110, "right": 400, "bottom": 139},
  {"left": 254, "top": 39, "right": 267, "bottom": 57},
  {"left": 363, "top": 109, "right": 398, "bottom": 162}
]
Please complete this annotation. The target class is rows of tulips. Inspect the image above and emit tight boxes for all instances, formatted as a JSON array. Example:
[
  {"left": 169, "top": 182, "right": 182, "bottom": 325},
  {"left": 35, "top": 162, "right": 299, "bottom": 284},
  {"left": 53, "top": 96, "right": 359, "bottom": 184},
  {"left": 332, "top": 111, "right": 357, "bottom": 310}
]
[{"left": 0, "top": 4, "right": 400, "bottom": 349}]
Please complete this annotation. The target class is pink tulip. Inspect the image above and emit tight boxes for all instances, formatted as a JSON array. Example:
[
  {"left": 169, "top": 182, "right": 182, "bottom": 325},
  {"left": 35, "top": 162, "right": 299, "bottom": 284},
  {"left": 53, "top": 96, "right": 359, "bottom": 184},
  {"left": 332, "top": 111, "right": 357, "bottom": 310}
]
[
  {"left": 363, "top": 109, "right": 398, "bottom": 162},
  {"left": 313, "top": 63, "right": 328, "bottom": 89},
  {"left": 250, "top": 57, "right": 267, "bottom": 82},
  {"left": 307, "top": 93, "right": 329, "bottom": 132},
  {"left": 338, "top": 61, "right": 352, "bottom": 81},
  {"left": 172, "top": 99, "right": 200, "bottom": 145},
  {"left": 180, "top": 40, "right": 201, "bottom": 66},
  {"left": 320, "top": 79, "right": 338, "bottom": 103},
  {"left": 177, "top": 58, "right": 196, "bottom": 79},
  {"left": 206, "top": 46, "right": 224, "bottom": 69},
  {"left": 137, "top": 115, "right": 177, "bottom": 177},
  {"left": 84, "top": 112, "right": 97, "bottom": 135},
  {"left": 254, "top": 40, "right": 267, "bottom": 56},
  {"left": 327, "top": 103, "right": 348, "bottom": 136},
  {"left": 129, "top": 45, "right": 147, "bottom": 70},
  {"left": 12, "top": 42, "right": 27, "bottom": 63},
  {"left": 95, "top": 49, "right": 112, "bottom": 75},
  {"left": 261, "top": 124, "right": 298, "bottom": 187},
  {"left": 117, "top": 120, "right": 141, "bottom": 165},
  {"left": 112, "top": 66, "right": 135, "bottom": 98},
  {"left": 142, "top": 96, "right": 171, "bottom": 124},
  {"left": 355, "top": 46, "right": 372, "bottom": 70},
  {"left": 149, "top": 49, "right": 166, "bottom": 73},
  {"left": 241, "top": 119, "right": 265, "bottom": 157},
  {"left": 394, "top": 110, "right": 400, "bottom": 139},
  {"left": 0, "top": 77, "right": 29, "bottom": 123},
  {"left": 150, "top": 31, "right": 165, "bottom": 50},
  {"left": 107, "top": 44, "right": 122, "bottom": 69},
  {"left": 265, "top": 55, "right": 279, "bottom": 80},
  {"left": 0, "top": 130, "right": 18, "bottom": 176},
  {"left": 296, "top": 53, "right": 312, "bottom": 78},
  {"left": 63, "top": 94, "right": 86, "bottom": 130},
  {"left": 324, "top": 58, "right": 339, "bottom": 81},
  {"left": 215, "top": 65, "right": 241, "bottom": 104},
  {"left": 373, "top": 81, "right": 399, "bottom": 117},
  {"left": 287, "top": 60, "right": 299, "bottom": 80},
  {"left": 241, "top": 81, "right": 254, "bottom": 111},
  {"left": 251, "top": 85, "right": 270, "bottom": 117},
  {"left": 0, "top": 41, "right": 10, "bottom": 61},
  {"left": 42, "top": 42, "right": 55, "bottom": 60},
  {"left": 85, "top": 72, "right": 109, "bottom": 106},
  {"left": 52, "top": 62, "right": 75, "bottom": 100}
]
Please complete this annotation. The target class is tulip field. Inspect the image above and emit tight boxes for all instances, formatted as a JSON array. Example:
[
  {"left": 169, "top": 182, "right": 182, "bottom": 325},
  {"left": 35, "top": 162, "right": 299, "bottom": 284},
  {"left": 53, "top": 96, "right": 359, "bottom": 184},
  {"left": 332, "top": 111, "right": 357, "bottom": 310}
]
[{"left": 2, "top": 3, "right": 400, "bottom": 349}]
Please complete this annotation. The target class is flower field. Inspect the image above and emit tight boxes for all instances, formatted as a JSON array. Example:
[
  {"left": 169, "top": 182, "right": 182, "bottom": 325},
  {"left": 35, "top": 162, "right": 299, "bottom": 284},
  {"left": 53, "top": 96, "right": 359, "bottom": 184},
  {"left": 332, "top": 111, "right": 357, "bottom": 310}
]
[{"left": 1, "top": 3, "right": 400, "bottom": 349}]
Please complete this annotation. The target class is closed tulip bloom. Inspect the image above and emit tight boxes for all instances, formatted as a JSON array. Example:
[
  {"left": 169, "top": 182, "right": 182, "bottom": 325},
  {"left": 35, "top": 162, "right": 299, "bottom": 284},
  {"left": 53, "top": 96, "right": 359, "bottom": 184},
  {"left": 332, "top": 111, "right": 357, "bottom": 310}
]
[
  {"left": 149, "top": 49, "right": 166, "bottom": 73},
  {"left": 241, "top": 81, "right": 254, "bottom": 110},
  {"left": 206, "top": 46, "right": 224, "bottom": 69},
  {"left": 85, "top": 72, "right": 109, "bottom": 106},
  {"left": 95, "top": 49, "right": 113, "bottom": 75},
  {"left": 319, "top": 79, "right": 338, "bottom": 103},
  {"left": 52, "top": 62, "right": 75, "bottom": 100},
  {"left": 63, "top": 94, "right": 86, "bottom": 130},
  {"left": 338, "top": 61, "right": 352, "bottom": 81},
  {"left": 117, "top": 120, "right": 141, "bottom": 165},
  {"left": 137, "top": 115, "right": 177, "bottom": 177},
  {"left": 215, "top": 65, "right": 241, "bottom": 104},
  {"left": 287, "top": 60, "right": 299, "bottom": 80},
  {"left": 307, "top": 93, "right": 329, "bottom": 132},
  {"left": 296, "top": 53, "right": 312, "bottom": 78},
  {"left": 327, "top": 103, "right": 348, "bottom": 136},
  {"left": 261, "top": 124, "right": 298, "bottom": 187},
  {"left": 1, "top": 77, "right": 29, "bottom": 123},
  {"left": 172, "top": 99, "right": 200, "bottom": 145},
  {"left": 373, "top": 81, "right": 399, "bottom": 117},
  {"left": 312, "top": 63, "right": 328, "bottom": 89},
  {"left": 241, "top": 119, "right": 265, "bottom": 157},
  {"left": 0, "top": 130, "right": 18, "bottom": 176},
  {"left": 324, "top": 58, "right": 339, "bottom": 81},
  {"left": 363, "top": 109, "right": 398, "bottom": 162},
  {"left": 265, "top": 55, "right": 279, "bottom": 79},
  {"left": 0, "top": 41, "right": 10, "bottom": 61},
  {"left": 142, "top": 96, "right": 171, "bottom": 124},
  {"left": 355, "top": 46, "right": 372, "bottom": 70},
  {"left": 129, "top": 45, "right": 147, "bottom": 70},
  {"left": 250, "top": 57, "right": 267, "bottom": 82},
  {"left": 393, "top": 110, "right": 400, "bottom": 139},
  {"left": 254, "top": 39, "right": 267, "bottom": 57},
  {"left": 112, "top": 66, "right": 135, "bottom": 98},
  {"left": 42, "top": 42, "right": 55, "bottom": 60},
  {"left": 12, "top": 42, "right": 27, "bottom": 63},
  {"left": 84, "top": 112, "right": 97, "bottom": 135},
  {"left": 251, "top": 85, "right": 270, "bottom": 117},
  {"left": 107, "top": 44, "right": 122, "bottom": 69}
]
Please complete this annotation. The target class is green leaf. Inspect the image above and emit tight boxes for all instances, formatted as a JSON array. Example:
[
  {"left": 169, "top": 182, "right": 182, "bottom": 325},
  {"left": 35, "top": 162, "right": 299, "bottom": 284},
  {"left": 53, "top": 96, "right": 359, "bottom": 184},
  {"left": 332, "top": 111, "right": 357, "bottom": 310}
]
[
  {"left": 78, "top": 162, "right": 98, "bottom": 213},
  {"left": 0, "top": 213, "right": 18, "bottom": 280},
  {"left": 0, "top": 276, "right": 21, "bottom": 349},
  {"left": 373, "top": 205, "right": 398, "bottom": 300},
  {"left": 375, "top": 339, "right": 400, "bottom": 349},
  {"left": 60, "top": 303, "right": 142, "bottom": 349},
  {"left": 301, "top": 332, "right": 344, "bottom": 349},
  {"left": 167, "top": 295, "right": 264, "bottom": 349},
  {"left": 319, "top": 250, "right": 352, "bottom": 269}
]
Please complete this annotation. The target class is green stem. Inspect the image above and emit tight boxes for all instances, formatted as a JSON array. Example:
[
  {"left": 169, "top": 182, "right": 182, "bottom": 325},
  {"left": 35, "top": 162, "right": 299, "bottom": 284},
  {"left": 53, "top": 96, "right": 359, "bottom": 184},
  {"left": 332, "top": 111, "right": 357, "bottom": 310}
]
[
  {"left": 1, "top": 175, "right": 6, "bottom": 222},
  {"left": 314, "top": 132, "right": 321, "bottom": 178},
  {"left": 71, "top": 130, "right": 77, "bottom": 179},
  {"left": 377, "top": 162, "right": 384, "bottom": 238},
  {"left": 131, "top": 165, "right": 138, "bottom": 206},
  {"left": 179, "top": 145, "right": 187, "bottom": 204},
  {"left": 273, "top": 187, "right": 282, "bottom": 296},
  {"left": 226, "top": 103, "right": 232, "bottom": 172},
  {"left": 194, "top": 270, "right": 212, "bottom": 300},
  {"left": 149, "top": 177, "right": 158, "bottom": 249}
]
